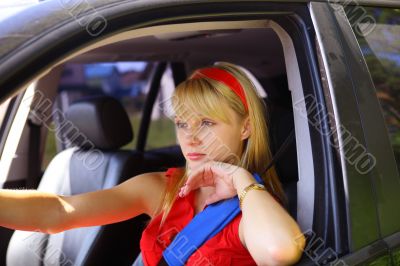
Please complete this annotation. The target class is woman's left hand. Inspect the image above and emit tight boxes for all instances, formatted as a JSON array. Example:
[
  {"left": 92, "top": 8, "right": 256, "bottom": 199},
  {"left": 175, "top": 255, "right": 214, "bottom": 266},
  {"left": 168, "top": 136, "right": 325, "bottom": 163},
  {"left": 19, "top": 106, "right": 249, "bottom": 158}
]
[{"left": 178, "top": 161, "right": 253, "bottom": 205}]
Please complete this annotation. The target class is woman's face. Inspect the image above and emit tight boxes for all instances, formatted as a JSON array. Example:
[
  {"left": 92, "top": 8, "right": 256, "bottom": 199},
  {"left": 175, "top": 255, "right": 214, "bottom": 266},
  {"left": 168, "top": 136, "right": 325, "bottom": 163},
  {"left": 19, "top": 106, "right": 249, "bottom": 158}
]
[{"left": 174, "top": 105, "right": 251, "bottom": 170}]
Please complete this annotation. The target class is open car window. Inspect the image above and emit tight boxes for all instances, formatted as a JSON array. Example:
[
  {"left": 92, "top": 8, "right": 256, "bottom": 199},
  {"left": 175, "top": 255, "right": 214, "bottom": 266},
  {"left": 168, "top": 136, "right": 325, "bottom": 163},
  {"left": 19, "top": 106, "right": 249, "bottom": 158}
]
[{"left": 42, "top": 61, "right": 154, "bottom": 169}]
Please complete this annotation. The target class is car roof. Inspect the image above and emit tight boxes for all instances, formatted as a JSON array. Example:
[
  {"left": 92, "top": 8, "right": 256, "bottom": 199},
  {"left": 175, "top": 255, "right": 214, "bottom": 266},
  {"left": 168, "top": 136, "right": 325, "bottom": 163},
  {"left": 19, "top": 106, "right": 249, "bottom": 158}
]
[{"left": 0, "top": 0, "right": 398, "bottom": 62}]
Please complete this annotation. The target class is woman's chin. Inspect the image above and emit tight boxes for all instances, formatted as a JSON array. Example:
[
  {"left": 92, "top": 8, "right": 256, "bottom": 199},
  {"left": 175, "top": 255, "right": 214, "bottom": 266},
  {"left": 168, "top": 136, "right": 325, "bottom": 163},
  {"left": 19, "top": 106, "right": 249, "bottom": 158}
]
[{"left": 187, "top": 157, "right": 210, "bottom": 168}]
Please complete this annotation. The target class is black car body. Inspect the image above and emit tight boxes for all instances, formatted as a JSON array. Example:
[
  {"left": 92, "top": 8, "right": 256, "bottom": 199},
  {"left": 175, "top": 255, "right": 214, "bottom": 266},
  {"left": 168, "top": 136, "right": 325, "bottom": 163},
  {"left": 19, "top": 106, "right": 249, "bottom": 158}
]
[{"left": 0, "top": 0, "right": 399, "bottom": 265}]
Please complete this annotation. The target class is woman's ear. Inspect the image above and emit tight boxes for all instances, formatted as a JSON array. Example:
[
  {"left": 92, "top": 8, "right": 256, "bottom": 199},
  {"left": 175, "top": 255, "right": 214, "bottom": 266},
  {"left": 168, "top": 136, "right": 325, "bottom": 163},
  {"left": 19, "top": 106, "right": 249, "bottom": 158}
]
[{"left": 241, "top": 117, "right": 251, "bottom": 140}]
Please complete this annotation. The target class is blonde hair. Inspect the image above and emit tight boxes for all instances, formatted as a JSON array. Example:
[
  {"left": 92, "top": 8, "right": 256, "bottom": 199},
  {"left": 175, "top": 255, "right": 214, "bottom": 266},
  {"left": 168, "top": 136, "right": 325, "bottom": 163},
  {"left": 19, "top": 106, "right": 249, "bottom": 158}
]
[{"left": 154, "top": 62, "right": 287, "bottom": 228}]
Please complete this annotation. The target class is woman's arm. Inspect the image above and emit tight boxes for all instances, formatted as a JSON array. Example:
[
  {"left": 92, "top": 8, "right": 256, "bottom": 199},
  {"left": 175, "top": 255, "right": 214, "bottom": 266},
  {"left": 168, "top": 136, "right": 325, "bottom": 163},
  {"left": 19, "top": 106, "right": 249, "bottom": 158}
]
[
  {"left": 234, "top": 170, "right": 306, "bottom": 266},
  {"left": 0, "top": 172, "right": 166, "bottom": 234},
  {"left": 0, "top": 189, "right": 67, "bottom": 234}
]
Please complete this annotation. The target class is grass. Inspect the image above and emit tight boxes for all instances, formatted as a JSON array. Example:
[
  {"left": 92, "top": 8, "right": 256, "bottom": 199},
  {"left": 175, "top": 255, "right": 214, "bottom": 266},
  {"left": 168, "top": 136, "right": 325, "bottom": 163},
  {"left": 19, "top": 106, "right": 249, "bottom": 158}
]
[{"left": 121, "top": 113, "right": 177, "bottom": 150}]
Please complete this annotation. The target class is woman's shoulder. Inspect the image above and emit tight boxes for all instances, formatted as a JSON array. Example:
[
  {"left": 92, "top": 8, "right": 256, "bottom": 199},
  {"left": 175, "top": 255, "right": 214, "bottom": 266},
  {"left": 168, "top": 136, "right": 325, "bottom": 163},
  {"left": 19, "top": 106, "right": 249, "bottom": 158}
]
[
  {"left": 138, "top": 167, "right": 184, "bottom": 184},
  {"left": 139, "top": 167, "right": 185, "bottom": 217},
  {"left": 143, "top": 167, "right": 185, "bottom": 187},
  {"left": 165, "top": 167, "right": 185, "bottom": 178}
]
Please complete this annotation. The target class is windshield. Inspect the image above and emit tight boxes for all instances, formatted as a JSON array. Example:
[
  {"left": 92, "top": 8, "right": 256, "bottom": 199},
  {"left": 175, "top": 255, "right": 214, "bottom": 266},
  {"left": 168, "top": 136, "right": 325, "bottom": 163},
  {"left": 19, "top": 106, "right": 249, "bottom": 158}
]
[{"left": 0, "top": 0, "right": 39, "bottom": 22}]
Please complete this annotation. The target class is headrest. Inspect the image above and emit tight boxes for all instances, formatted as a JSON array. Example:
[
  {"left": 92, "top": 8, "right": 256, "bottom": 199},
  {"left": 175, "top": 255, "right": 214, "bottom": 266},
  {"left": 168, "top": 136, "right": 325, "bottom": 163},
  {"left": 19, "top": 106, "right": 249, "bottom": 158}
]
[{"left": 65, "top": 96, "right": 133, "bottom": 150}]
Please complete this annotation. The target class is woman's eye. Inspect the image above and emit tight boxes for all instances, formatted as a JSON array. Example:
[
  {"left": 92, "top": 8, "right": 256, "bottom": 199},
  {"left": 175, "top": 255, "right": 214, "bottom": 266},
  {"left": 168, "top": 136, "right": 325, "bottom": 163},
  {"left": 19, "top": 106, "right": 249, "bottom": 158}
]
[
  {"left": 175, "top": 120, "right": 214, "bottom": 129},
  {"left": 176, "top": 122, "right": 187, "bottom": 129},
  {"left": 201, "top": 120, "right": 214, "bottom": 127}
]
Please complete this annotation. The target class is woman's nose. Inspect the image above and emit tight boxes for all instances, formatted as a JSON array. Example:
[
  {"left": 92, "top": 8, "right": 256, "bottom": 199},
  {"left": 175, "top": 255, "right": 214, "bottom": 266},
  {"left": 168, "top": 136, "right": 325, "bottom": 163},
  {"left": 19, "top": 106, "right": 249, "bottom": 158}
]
[
  {"left": 185, "top": 126, "right": 202, "bottom": 145},
  {"left": 189, "top": 134, "right": 202, "bottom": 145}
]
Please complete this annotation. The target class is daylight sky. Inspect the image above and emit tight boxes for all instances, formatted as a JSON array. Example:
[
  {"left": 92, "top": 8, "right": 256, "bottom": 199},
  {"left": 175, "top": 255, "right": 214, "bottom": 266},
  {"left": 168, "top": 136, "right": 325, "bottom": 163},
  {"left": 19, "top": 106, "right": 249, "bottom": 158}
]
[{"left": 0, "top": 0, "right": 39, "bottom": 22}]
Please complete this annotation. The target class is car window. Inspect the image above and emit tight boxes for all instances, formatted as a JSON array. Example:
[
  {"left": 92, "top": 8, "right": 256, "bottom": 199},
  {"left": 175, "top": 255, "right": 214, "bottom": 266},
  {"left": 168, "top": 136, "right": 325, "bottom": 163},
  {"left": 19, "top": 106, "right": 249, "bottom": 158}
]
[
  {"left": 347, "top": 7, "right": 400, "bottom": 172},
  {"left": 42, "top": 61, "right": 154, "bottom": 169},
  {"left": 146, "top": 65, "right": 177, "bottom": 150},
  {"left": 0, "top": 92, "right": 23, "bottom": 155},
  {"left": 0, "top": 98, "right": 12, "bottom": 129}
]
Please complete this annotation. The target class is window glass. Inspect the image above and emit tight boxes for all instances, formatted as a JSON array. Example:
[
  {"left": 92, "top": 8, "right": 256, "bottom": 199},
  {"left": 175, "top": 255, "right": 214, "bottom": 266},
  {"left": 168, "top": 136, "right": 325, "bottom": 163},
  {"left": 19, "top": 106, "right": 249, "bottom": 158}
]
[
  {"left": 0, "top": 93, "right": 22, "bottom": 156},
  {"left": 0, "top": 97, "right": 13, "bottom": 143},
  {"left": 0, "top": 98, "right": 12, "bottom": 127},
  {"left": 347, "top": 7, "right": 400, "bottom": 169},
  {"left": 146, "top": 65, "right": 177, "bottom": 150},
  {"left": 42, "top": 61, "right": 153, "bottom": 169}
]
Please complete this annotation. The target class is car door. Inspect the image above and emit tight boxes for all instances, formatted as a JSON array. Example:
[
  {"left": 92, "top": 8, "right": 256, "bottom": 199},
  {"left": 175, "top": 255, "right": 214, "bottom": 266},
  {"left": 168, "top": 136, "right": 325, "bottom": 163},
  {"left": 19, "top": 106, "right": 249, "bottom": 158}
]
[
  {"left": 0, "top": 0, "right": 377, "bottom": 265},
  {"left": 310, "top": 2, "right": 400, "bottom": 265}
]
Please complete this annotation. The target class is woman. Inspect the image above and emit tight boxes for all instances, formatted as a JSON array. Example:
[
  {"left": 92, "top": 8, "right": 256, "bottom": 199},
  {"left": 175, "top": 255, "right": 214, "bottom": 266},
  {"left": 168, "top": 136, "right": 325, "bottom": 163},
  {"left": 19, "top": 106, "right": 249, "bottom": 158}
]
[{"left": 0, "top": 62, "right": 305, "bottom": 265}]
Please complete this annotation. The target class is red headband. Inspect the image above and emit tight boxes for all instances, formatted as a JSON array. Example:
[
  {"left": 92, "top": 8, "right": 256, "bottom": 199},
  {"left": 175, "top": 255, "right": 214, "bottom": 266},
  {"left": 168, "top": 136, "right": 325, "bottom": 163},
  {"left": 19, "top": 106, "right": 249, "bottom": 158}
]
[{"left": 191, "top": 67, "right": 248, "bottom": 112}]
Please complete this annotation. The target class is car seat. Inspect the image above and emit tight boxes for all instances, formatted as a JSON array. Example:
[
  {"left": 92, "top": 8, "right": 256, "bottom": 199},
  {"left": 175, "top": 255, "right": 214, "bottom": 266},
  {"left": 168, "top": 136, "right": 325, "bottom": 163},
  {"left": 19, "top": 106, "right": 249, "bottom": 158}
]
[{"left": 7, "top": 96, "right": 149, "bottom": 266}]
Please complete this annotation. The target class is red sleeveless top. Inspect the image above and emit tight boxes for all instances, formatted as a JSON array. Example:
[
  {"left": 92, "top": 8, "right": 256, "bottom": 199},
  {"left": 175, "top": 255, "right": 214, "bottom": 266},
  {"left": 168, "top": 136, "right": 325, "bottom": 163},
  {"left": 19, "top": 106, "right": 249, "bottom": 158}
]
[{"left": 140, "top": 167, "right": 257, "bottom": 265}]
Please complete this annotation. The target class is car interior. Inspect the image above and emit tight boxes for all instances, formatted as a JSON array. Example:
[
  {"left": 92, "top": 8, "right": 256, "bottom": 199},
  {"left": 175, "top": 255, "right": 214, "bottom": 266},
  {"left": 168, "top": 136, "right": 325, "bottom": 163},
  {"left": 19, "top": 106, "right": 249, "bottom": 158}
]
[{"left": 0, "top": 19, "right": 317, "bottom": 265}]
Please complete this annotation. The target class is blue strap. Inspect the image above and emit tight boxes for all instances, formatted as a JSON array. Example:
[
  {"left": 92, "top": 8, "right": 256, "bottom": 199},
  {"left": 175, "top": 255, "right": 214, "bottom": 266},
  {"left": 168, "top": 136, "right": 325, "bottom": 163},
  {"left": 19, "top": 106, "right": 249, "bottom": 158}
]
[{"left": 161, "top": 173, "right": 264, "bottom": 265}]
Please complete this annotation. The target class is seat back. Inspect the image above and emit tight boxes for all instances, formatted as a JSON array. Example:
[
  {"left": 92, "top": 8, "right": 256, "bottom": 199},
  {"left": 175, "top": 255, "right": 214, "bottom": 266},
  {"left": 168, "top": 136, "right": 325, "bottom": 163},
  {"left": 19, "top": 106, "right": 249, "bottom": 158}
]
[
  {"left": 7, "top": 96, "right": 148, "bottom": 266},
  {"left": 265, "top": 98, "right": 298, "bottom": 219},
  {"left": 238, "top": 67, "right": 298, "bottom": 218}
]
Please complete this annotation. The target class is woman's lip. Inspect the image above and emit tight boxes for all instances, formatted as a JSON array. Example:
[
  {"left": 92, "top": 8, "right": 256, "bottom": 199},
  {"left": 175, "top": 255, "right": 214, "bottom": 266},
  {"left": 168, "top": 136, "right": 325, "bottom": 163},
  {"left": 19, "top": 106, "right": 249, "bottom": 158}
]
[
  {"left": 187, "top": 153, "right": 205, "bottom": 156},
  {"left": 187, "top": 153, "right": 206, "bottom": 160}
]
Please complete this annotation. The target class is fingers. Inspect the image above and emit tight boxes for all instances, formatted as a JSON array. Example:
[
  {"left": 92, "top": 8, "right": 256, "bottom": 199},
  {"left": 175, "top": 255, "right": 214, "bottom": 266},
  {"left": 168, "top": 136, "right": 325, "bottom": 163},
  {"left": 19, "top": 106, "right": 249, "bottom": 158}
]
[
  {"left": 180, "top": 161, "right": 241, "bottom": 198},
  {"left": 179, "top": 164, "right": 212, "bottom": 197},
  {"left": 186, "top": 164, "right": 210, "bottom": 185},
  {"left": 179, "top": 185, "right": 188, "bottom": 198}
]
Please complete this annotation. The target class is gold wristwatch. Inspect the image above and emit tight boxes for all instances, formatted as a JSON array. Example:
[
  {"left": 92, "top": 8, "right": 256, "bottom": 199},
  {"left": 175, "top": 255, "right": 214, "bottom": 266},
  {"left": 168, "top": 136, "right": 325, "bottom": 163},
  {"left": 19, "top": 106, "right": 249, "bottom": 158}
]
[{"left": 239, "top": 183, "right": 266, "bottom": 210}]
